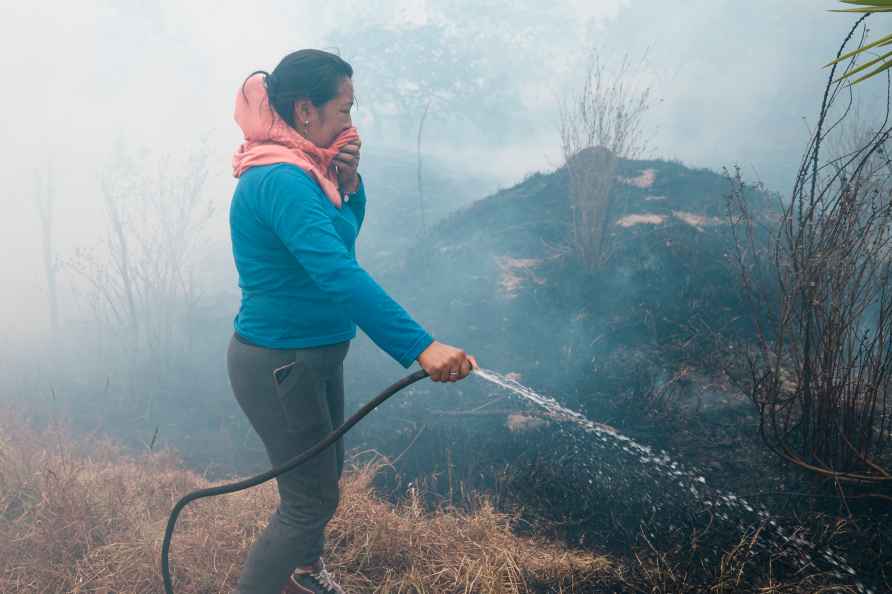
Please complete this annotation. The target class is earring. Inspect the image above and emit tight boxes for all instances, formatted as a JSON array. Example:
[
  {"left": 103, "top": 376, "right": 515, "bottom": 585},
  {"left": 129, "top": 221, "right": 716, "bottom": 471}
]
[{"left": 304, "top": 120, "right": 310, "bottom": 129}]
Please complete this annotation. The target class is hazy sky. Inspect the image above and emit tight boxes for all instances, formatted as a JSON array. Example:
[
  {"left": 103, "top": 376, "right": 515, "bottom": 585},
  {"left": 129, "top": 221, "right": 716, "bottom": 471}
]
[{"left": 1, "top": 1, "right": 887, "bottom": 340}]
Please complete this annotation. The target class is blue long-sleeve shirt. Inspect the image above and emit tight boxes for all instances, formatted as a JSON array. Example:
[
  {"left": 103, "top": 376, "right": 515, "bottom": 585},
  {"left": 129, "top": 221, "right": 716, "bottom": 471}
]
[{"left": 229, "top": 163, "right": 434, "bottom": 368}]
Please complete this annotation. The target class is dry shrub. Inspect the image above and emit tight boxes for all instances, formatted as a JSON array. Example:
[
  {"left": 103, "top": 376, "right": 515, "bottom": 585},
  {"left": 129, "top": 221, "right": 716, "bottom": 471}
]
[
  {"left": 621, "top": 524, "right": 860, "bottom": 594},
  {"left": 0, "top": 409, "right": 615, "bottom": 593},
  {"left": 328, "top": 460, "right": 614, "bottom": 593}
]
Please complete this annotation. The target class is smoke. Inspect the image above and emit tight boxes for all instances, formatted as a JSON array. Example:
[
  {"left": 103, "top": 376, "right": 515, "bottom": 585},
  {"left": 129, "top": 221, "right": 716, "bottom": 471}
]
[{"left": 0, "top": 0, "right": 886, "bottom": 354}]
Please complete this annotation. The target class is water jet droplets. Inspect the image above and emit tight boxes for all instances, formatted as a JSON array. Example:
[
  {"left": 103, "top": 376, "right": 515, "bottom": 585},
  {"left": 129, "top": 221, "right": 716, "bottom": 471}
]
[{"left": 471, "top": 367, "right": 872, "bottom": 594}]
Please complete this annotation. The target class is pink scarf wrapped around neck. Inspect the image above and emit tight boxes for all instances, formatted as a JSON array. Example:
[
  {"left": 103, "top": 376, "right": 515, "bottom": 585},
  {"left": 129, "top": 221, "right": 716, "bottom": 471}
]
[{"left": 232, "top": 73, "right": 359, "bottom": 209}]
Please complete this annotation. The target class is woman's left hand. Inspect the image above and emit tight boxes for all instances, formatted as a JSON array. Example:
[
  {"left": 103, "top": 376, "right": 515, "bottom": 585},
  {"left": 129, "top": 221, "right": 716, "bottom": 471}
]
[{"left": 334, "top": 139, "right": 361, "bottom": 194}]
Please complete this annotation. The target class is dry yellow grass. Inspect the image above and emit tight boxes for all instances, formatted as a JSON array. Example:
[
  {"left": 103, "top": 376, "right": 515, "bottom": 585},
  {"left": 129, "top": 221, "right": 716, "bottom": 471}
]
[{"left": 0, "top": 409, "right": 616, "bottom": 593}]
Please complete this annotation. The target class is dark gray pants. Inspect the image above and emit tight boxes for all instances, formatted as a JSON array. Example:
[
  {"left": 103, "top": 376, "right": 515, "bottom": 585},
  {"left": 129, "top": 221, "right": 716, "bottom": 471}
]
[{"left": 227, "top": 333, "right": 349, "bottom": 594}]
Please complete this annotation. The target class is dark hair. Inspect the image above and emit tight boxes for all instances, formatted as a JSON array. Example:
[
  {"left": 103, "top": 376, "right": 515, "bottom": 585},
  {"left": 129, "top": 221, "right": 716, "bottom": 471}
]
[{"left": 242, "top": 49, "right": 353, "bottom": 129}]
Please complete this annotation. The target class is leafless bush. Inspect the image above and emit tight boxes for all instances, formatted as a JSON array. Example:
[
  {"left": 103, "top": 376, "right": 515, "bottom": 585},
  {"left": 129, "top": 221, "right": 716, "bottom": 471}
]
[
  {"left": 65, "top": 140, "right": 213, "bottom": 395},
  {"left": 559, "top": 49, "right": 654, "bottom": 272},
  {"left": 31, "top": 163, "right": 60, "bottom": 343},
  {"left": 727, "top": 15, "right": 892, "bottom": 486}
]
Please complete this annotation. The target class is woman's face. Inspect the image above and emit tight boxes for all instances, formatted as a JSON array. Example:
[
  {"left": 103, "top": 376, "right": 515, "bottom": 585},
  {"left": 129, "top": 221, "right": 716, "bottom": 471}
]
[{"left": 296, "top": 77, "right": 354, "bottom": 148}]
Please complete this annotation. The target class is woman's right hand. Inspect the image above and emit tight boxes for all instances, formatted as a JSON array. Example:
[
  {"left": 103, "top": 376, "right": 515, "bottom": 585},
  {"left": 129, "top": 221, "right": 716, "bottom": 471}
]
[{"left": 417, "top": 340, "right": 478, "bottom": 382}]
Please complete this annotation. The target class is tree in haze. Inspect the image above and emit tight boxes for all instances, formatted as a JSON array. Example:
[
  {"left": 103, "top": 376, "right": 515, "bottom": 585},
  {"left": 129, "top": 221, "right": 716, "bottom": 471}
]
[
  {"left": 32, "top": 162, "right": 60, "bottom": 343},
  {"left": 327, "top": 21, "right": 522, "bottom": 235},
  {"left": 326, "top": 0, "right": 595, "bottom": 234},
  {"left": 559, "top": 48, "right": 654, "bottom": 273},
  {"left": 327, "top": 0, "right": 578, "bottom": 144},
  {"left": 66, "top": 140, "right": 213, "bottom": 400}
]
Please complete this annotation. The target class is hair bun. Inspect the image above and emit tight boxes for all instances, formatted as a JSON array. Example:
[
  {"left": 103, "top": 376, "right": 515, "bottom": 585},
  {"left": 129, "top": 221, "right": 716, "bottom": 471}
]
[{"left": 265, "top": 72, "right": 279, "bottom": 97}]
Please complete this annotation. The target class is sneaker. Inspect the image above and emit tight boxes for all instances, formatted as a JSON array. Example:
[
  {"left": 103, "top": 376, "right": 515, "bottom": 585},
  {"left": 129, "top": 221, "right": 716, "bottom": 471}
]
[{"left": 282, "top": 558, "right": 346, "bottom": 594}]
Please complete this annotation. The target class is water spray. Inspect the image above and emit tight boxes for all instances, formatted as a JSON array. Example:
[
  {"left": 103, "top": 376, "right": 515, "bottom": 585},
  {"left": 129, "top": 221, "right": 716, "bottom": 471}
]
[{"left": 474, "top": 368, "right": 873, "bottom": 594}]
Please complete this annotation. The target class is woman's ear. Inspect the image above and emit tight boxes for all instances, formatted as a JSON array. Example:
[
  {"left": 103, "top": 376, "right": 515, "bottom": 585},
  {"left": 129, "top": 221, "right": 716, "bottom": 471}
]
[{"left": 293, "top": 99, "right": 313, "bottom": 127}]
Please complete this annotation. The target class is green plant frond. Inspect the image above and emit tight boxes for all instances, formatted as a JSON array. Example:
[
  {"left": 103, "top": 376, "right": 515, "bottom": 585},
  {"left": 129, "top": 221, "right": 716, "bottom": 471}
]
[
  {"left": 831, "top": 7, "right": 892, "bottom": 12},
  {"left": 832, "top": 0, "right": 892, "bottom": 12},
  {"left": 832, "top": 47, "right": 892, "bottom": 82},
  {"left": 838, "top": 0, "right": 892, "bottom": 5},
  {"left": 824, "top": 32, "right": 892, "bottom": 67},
  {"left": 849, "top": 59, "right": 892, "bottom": 84}
]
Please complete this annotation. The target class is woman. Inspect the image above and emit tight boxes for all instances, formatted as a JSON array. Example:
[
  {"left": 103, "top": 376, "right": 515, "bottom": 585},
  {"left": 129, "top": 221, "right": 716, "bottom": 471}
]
[{"left": 226, "top": 49, "right": 477, "bottom": 594}]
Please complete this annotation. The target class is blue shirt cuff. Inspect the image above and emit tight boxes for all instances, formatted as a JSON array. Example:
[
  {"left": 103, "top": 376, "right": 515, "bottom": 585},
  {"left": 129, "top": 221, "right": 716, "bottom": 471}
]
[{"left": 399, "top": 331, "right": 435, "bottom": 369}]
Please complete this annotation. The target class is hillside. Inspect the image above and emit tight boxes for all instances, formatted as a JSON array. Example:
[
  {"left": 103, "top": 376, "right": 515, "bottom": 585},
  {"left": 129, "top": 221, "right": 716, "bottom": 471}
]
[{"left": 351, "top": 156, "right": 776, "bottom": 430}]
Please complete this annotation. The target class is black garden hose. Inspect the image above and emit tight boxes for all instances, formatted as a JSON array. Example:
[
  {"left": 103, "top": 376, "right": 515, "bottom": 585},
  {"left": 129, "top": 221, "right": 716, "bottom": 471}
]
[{"left": 161, "top": 368, "right": 430, "bottom": 594}]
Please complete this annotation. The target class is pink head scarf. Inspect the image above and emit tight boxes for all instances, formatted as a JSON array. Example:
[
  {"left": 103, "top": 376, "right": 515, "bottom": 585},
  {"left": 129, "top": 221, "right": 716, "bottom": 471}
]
[{"left": 232, "top": 73, "right": 360, "bottom": 209}]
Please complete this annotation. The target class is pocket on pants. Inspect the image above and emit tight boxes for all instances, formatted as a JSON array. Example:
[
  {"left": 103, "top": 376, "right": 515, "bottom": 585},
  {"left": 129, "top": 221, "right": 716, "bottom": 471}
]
[{"left": 272, "top": 358, "right": 321, "bottom": 433}]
